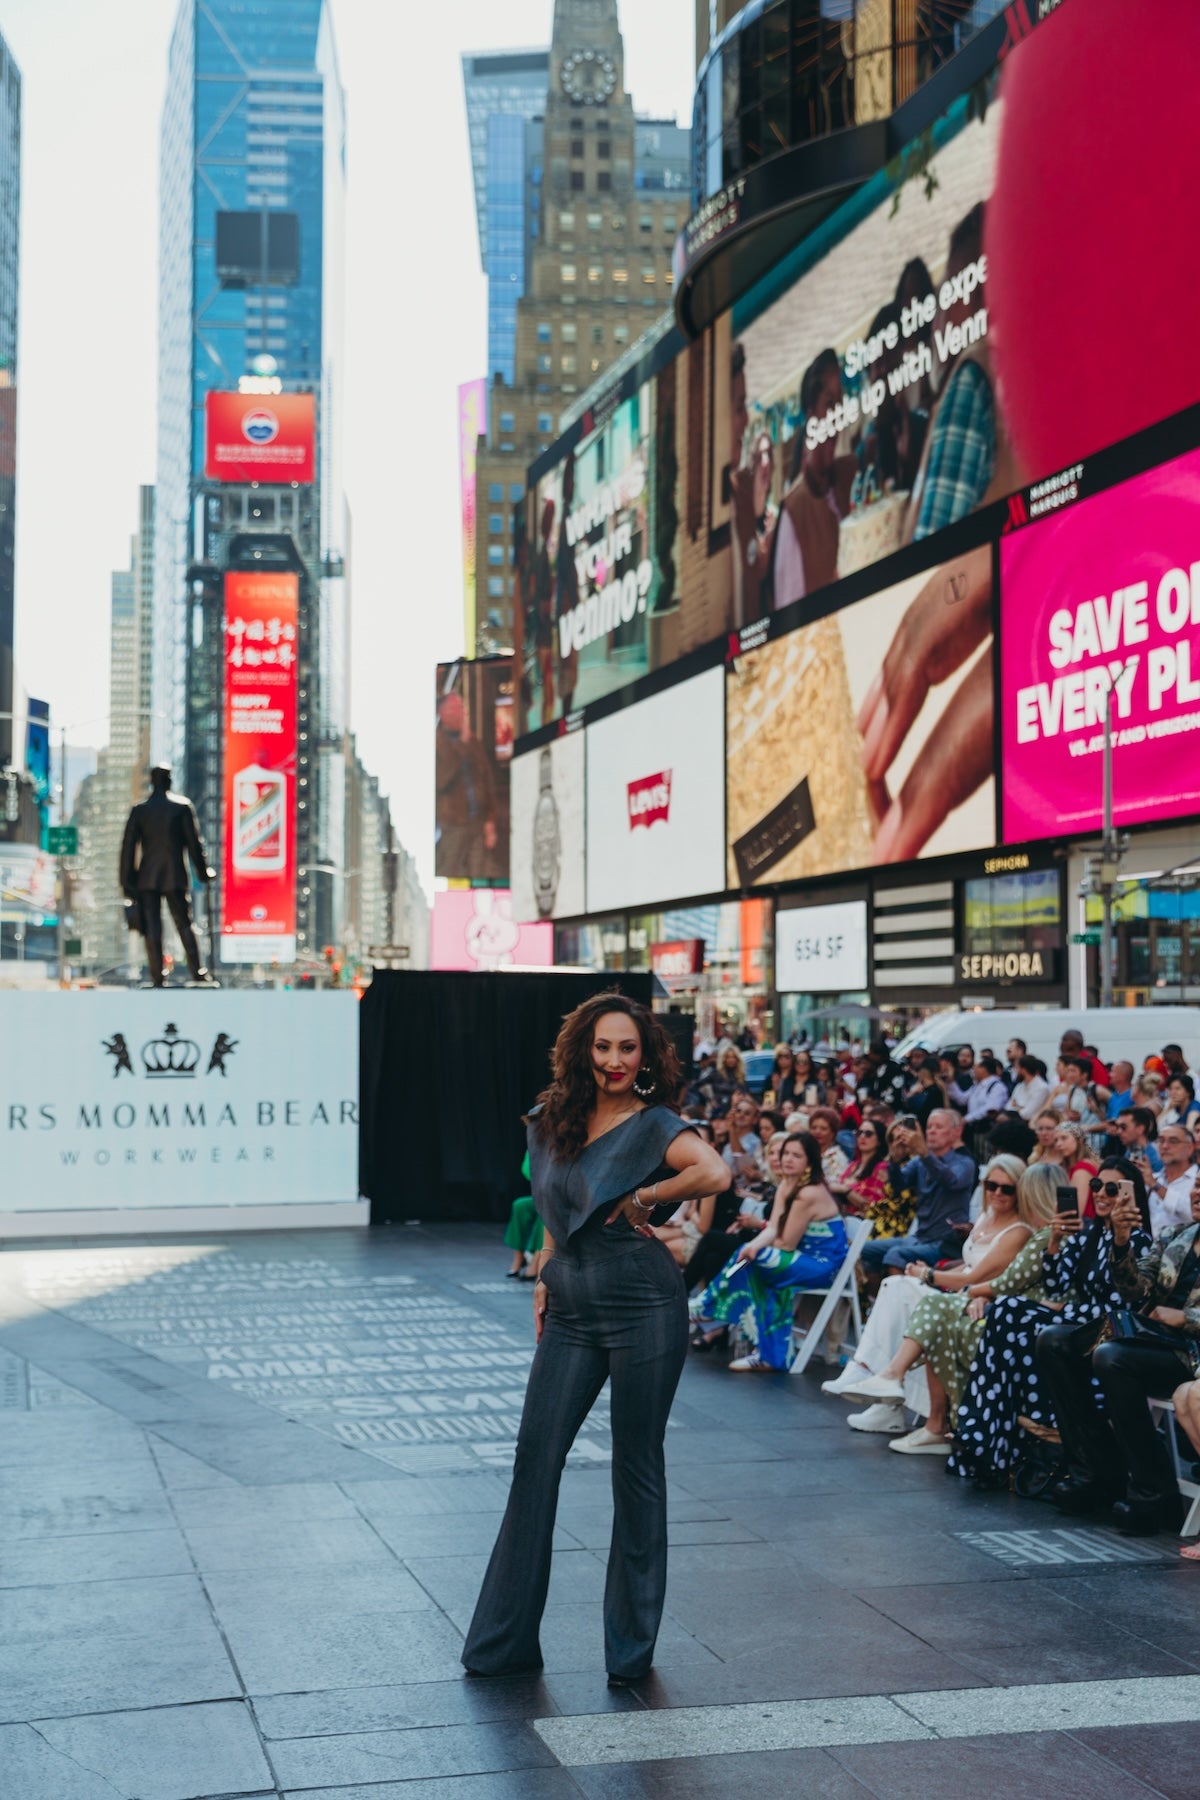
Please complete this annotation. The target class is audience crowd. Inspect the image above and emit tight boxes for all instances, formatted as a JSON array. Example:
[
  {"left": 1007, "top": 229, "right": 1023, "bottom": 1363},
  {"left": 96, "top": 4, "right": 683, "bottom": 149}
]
[{"left": 566, "top": 1023, "right": 1200, "bottom": 1550}]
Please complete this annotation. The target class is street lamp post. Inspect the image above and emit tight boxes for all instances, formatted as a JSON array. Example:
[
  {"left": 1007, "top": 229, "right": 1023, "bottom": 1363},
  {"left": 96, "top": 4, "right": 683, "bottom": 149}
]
[{"left": 1082, "top": 662, "right": 1135, "bottom": 1010}]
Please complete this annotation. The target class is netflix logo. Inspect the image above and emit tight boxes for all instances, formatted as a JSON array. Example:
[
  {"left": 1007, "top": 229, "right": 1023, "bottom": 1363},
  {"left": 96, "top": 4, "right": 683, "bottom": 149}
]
[{"left": 627, "top": 770, "right": 672, "bottom": 830}]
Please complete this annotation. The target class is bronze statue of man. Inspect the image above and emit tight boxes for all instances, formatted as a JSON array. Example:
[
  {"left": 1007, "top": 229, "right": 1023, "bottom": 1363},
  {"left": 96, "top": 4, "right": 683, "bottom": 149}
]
[{"left": 119, "top": 767, "right": 214, "bottom": 987}]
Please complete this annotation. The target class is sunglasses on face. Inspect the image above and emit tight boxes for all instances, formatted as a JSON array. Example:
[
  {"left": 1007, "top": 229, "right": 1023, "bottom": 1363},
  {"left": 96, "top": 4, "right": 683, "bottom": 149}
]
[
  {"left": 982, "top": 1178, "right": 1017, "bottom": 1196},
  {"left": 1089, "top": 1178, "right": 1125, "bottom": 1196}
]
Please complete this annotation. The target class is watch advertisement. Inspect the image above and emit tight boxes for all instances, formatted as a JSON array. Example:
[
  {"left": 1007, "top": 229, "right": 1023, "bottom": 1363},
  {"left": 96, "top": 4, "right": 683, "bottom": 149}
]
[{"left": 509, "top": 729, "right": 586, "bottom": 923}]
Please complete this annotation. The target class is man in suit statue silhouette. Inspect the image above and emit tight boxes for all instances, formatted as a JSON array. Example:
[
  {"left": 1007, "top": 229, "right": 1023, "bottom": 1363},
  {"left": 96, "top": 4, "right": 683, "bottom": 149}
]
[{"left": 119, "top": 767, "right": 214, "bottom": 987}]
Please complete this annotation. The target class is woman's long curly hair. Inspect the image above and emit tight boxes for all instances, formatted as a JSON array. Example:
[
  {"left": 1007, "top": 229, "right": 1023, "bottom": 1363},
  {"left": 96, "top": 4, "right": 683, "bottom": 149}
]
[{"left": 531, "top": 990, "right": 682, "bottom": 1160}]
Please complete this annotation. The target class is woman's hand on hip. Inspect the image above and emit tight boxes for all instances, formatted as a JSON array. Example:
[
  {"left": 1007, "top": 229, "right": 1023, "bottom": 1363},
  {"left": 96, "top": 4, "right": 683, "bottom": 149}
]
[
  {"left": 533, "top": 1280, "right": 549, "bottom": 1344},
  {"left": 605, "top": 1191, "right": 656, "bottom": 1237}
]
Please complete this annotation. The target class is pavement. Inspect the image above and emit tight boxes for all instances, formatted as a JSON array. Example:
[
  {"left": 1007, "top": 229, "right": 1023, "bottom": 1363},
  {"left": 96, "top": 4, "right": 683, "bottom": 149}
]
[{"left": 1, "top": 1221, "right": 1198, "bottom": 1799}]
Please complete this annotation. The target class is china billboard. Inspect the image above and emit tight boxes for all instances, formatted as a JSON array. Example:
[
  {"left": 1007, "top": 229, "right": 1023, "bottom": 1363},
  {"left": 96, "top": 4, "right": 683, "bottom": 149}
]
[
  {"left": 1000, "top": 444, "right": 1200, "bottom": 843},
  {"left": 510, "top": 729, "right": 586, "bottom": 924},
  {"left": 726, "top": 545, "right": 995, "bottom": 887},
  {"left": 586, "top": 666, "right": 725, "bottom": 914},
  {"left": 221, "top": 570, "right": 298, "bottom": 965},
  {"left": 204, "top": 391, "right": 316, "bottom": 485},
  {"left": 435, "top": 658, "right": 512, "bottom": 883}
]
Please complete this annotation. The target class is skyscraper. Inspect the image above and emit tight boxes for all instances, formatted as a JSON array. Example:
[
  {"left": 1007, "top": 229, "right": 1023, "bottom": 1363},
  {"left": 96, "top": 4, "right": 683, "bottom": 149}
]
[
  {"left": 154, "top": 0, "right": 348, "bottom": 964},
  {"left": 0, "top": 32, "right": 19, "bottom": 783},
  {"left": 467, "top": 0, "right": 689, "bottom": 655}
]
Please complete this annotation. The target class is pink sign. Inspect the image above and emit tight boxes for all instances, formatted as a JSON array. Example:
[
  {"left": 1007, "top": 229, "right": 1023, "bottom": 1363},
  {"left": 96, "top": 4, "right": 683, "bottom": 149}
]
[
  {"left": 1001, "top": 446, "right": 1200, "bottom": 842},
  {"left": 430, "top": 890, "right": 554, "bottom": 972}
]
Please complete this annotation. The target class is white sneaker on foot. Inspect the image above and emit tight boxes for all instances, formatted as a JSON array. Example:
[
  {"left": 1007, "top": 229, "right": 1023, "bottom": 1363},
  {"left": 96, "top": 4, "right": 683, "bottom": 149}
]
[
  {"left": 728, "top": 1352, "right": 772, "bottom": 1372},
  {"left": 842, "top": 1372, "right": 907, "bottom": 1403},
  {"left": 847, "top": 1402, "right": 908, "bottom": 1434},
  {"left": 889, "top": 1426, "right": 951, "bottom": 1455},
  {"left": 821, "top": 1361, "right": 872, "bottom": 1396}
]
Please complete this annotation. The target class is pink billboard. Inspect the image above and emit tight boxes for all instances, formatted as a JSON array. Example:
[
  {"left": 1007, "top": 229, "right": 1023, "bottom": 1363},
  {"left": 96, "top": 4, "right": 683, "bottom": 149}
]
[
  {"left": 1001, "top": 445, "right": 1200, "bottom": 842},
  {"left": 430, "top": 890, "right": 554, "bottom": 972}
]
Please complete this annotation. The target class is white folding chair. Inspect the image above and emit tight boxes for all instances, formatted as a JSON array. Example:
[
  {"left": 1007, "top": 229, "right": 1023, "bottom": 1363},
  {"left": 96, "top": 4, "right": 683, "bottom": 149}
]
[
  {"left": 1148, "top": 1397, "right": 1200, "bottom": 1537},
  {"left": 789, "top": 1216, "right": 874, "bottom": 1376}
]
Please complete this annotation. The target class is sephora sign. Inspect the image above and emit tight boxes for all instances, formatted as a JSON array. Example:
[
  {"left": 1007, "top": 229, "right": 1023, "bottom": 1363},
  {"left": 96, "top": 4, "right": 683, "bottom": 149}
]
[{"left": 0, "top": 991, "right": 360, "bottom": 1230}]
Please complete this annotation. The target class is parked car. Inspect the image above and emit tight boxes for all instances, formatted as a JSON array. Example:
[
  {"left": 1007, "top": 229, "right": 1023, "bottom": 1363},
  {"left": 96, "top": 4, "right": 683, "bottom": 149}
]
[{"left": 741, "top": 1050, "right": 778, "bottom": 1100}]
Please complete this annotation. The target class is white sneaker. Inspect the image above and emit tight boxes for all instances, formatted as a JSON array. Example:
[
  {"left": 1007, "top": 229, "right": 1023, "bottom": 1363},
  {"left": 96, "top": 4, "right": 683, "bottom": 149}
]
[
  {"left": 842, "top": 1372, "right": 907, "bottom": 1403},
  {"left": 821, "top": 1362, "right": 872, "bottom": 1397},
  {"left": 847, "top": 1402, "right": 908, "bottom": 1434},
  {"left": 728, "top": 1352, "right": 772, "bottom": 1372},
  {"left": 889, "top": 1426, "right": 951, "bottom": 1455}
]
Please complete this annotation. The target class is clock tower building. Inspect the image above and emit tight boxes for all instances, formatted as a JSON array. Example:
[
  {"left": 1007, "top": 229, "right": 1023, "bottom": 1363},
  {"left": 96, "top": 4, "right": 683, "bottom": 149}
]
[{"left": 469, "top": 0, "right": 689, "bottom": 655}]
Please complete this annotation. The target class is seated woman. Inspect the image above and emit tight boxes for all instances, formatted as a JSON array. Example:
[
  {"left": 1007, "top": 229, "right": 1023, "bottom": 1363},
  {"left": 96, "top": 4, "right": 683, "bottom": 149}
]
[
  {"left": 842, "top": 1162, "right": 1060, "bottom": 1451},
  {"left": 1052, "top": 1119, "right": 1099, "bottom": 1214},
  {"left": 654, "top": 1121, "right": 720, "bottom": 1269},
  {"left": 504, "top": 1153, "right": 543, "bottom": 1278},
  {"left": 833, "top": 1117, "right": 890, "bottom": 1210},
  {"left": 1038, "top": 1161, "right": 1200, "bottom": 1534},
  {"left": 689, "top": 1131, "right": 848, "bottom": 1373},
  {"left": 823, "top": 1155, "right": 1034, "bottom": 1434},
  {"left": 679, "top": 1135, "right": 779, "bottom": 1314},
  {"left": 808, "top": 1105, "right": 849, "bottom": 1187},
  {"left": 950, "top": 1156, "right": 1153, "bottom": 1489},
  {"left": 1028, "top": 1108, "right": 1065, "bottom": 1165}
]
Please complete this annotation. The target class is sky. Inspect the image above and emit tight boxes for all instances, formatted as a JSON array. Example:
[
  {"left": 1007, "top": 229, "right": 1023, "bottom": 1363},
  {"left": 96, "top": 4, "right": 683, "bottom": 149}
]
[{"left": 5, "top": 0, "right": 696, "bottom": 894}]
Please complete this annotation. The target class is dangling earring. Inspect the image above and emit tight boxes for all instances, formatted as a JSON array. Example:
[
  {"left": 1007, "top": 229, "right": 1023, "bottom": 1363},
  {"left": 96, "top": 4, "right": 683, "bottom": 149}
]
[{"left": 633, "top": 1065, "right": 656, "bottom": 1100}]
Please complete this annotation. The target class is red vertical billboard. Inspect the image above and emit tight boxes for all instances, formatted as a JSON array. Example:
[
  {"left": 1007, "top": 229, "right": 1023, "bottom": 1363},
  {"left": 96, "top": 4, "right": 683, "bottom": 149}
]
[{"left": 221, "top": 570, "right": 299, "bottom": 965}]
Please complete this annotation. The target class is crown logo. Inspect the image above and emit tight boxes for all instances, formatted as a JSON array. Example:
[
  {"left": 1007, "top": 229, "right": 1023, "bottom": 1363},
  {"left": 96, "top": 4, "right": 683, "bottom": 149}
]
[{"left": 141, "top": 1023, "right": 201, "bottom": 1079}]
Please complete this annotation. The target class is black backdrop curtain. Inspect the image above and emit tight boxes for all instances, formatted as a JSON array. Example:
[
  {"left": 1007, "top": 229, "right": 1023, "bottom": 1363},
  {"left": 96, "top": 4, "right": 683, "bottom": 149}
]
[{"left": 360, "top": 971, "right": 654, "bottom": 1224}]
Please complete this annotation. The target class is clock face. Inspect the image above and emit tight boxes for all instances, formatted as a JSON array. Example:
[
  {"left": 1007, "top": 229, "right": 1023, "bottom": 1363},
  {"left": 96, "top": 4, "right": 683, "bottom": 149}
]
[{"left": 561, "top": 49, "right": 617, "bottom": 104}]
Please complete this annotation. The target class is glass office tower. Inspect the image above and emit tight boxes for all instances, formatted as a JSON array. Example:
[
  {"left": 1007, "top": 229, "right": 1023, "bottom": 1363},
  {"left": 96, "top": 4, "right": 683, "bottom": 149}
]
[
  {"left": 462, "top": 51, "right": 549, "bottom": 387},
  {"left": 154, "top": 0, "right": 347, "bottom": 960}
]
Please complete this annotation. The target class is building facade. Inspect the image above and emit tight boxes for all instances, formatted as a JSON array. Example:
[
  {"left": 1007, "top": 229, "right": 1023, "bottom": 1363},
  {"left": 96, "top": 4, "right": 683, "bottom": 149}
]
[
  {"left": 154, "top": 0, "right": 349, "bottom": 967},
  {"left": 468, "top": 0, "right": 689, "bottom": 656}
]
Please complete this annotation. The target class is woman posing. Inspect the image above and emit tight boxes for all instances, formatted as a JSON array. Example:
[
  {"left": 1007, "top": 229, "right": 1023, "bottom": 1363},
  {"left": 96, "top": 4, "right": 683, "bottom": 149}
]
[
  {"left": 462, "top": 994, "right": 729, "bottom": 1686},
  {"left": 949, "top": 1157, "right": 1153, "bottom": 1489},
  {"left": 689, "top": 1132, "right": 848, "bottom": 1372}
]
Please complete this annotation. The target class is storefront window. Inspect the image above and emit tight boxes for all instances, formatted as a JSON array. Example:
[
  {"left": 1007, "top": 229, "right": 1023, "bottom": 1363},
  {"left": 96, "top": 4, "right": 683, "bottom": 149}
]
[
  {"left": 554, "top": 916, "right": 626, "bottom": 972},
  {"left": 962, "top": 870, "right": 1062, "bottom": 955}
]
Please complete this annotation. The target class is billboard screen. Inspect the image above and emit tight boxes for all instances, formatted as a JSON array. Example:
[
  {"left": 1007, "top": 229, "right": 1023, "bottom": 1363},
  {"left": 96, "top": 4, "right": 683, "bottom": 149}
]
[
  {"left": 510, "top": 729, "right": 586, "bottom": 923},
  {"left": 517, "top": 11, "right": 1200, "bottom": 738},
  {"left": 727, "top": 545, "right": 994, "bottom": 886},
  {"left": 586, "top": 666, "right": 725, "bottom": 914},
  {"left": 220, "top": 570, "right": 298, "bottom": 965},
  {"left": 430, "top": 889, "right": 554, "bottom": 971},
  {"left": 458, "top": 379, "right": 486, "bottom": 645},
  {"left": 1000, "top": 444, "right": 1200, "bottom": 842},
  {"left": 435, "top": 658, "right": 512, "bottom": 883},
  {"left": 519, "top": 376, "right": 661, "bottom": 732},
  {"left": 204, "top": 391, "right": 316, "bottom": 485}
]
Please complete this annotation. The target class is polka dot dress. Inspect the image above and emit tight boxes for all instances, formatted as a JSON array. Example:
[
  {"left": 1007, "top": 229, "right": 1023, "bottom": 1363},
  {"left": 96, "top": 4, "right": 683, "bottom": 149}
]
[{"left": 947, "top": 1224, "right": 1150, "bottom": 1485}]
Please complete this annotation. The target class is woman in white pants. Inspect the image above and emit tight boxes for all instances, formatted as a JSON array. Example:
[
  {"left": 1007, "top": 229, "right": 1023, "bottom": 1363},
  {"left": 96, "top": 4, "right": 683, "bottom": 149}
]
[{"left": 822, "top": 1155, "right": 1031, "bottom": 1434}]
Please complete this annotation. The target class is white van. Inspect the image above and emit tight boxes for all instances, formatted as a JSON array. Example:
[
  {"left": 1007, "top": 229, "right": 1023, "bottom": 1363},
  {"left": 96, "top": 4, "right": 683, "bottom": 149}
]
[{"left": 892, "top": 1007, "right": 1200, "bottom": 1076}]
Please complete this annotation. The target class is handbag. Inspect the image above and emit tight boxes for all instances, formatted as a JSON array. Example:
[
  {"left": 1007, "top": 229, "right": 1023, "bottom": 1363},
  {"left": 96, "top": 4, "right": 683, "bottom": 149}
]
[{"left": 1107, "top": 1307, "right": 1188, "bottom": 1350}]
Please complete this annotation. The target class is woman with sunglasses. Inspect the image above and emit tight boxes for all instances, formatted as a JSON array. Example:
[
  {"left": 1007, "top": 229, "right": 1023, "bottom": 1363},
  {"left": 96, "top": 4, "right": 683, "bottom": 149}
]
[
  {"left": 825, "top": 1155, "right": 1037, "bottom": 1437},
  {"left": 1038, "top": 1159, "right": 1195, "bottom": 1534},
  {"left": 834, "top": 1117, "right": 891, "bottom": 1210},
  {"left": 949, "top": 1156, "right": 1153, "bottom": 1490}
]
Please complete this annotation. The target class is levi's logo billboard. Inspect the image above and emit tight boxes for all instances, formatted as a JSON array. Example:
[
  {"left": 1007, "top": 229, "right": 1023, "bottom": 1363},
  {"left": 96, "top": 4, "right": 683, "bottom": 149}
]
[{"left": 627, "top": 770, "right": 672, "bottom": 830}]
